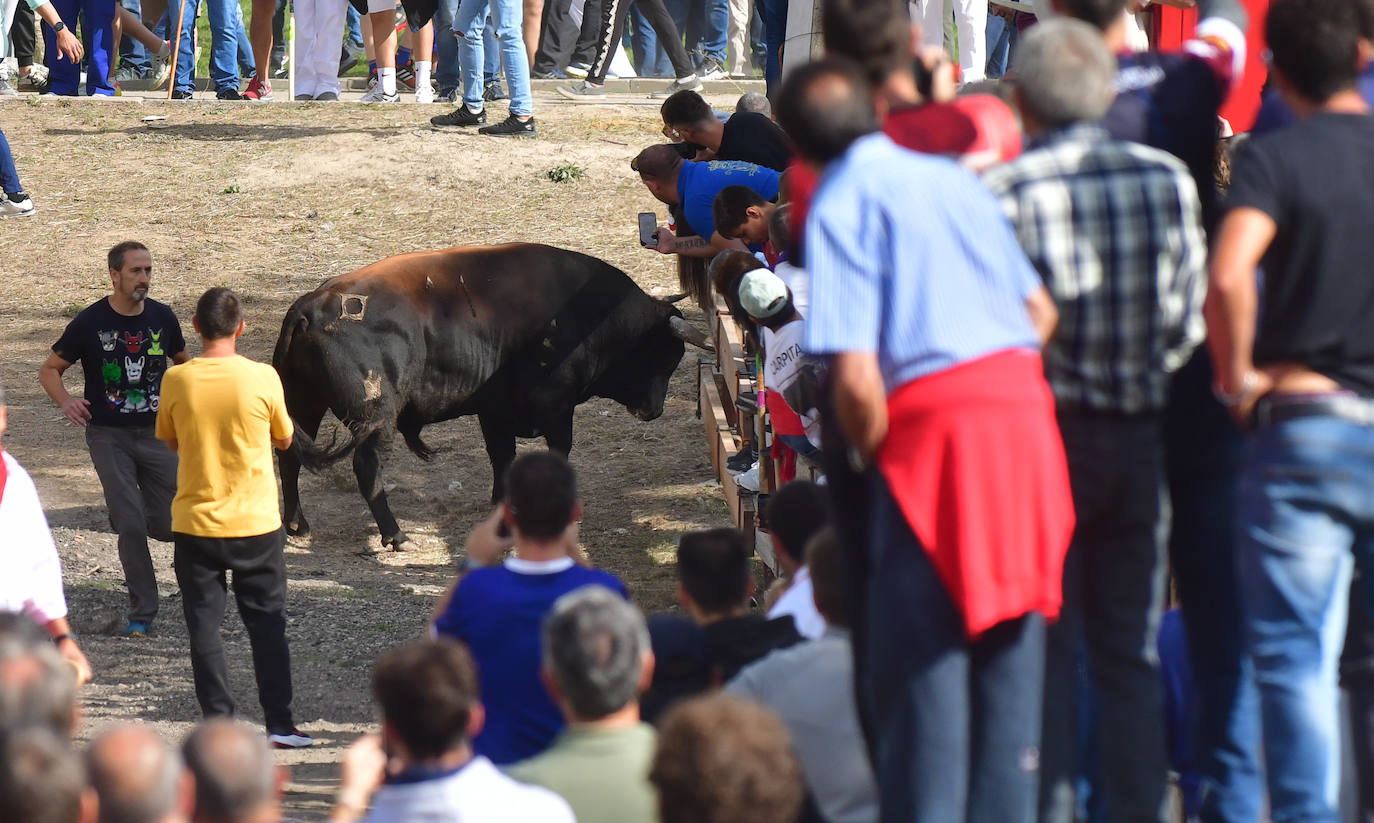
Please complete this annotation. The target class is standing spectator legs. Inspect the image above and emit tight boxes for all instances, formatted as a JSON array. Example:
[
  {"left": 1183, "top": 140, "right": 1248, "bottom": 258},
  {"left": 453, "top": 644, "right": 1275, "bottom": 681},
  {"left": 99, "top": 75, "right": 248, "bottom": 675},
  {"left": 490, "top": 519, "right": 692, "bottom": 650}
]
[
  {"left": 587, "top": 0, "right": 690, "bottom": 83},
  {"left": 270, "top": 0, "right": 286, "bottom": 74},
  {"left": 488, "top": 0, "right": 530, "bottom": 113},
  {"left": 12, "top": 4, "right": 38, "bottom": 78},
  {"left": 1040, "top": 414, "right": 1171, "bottom": 823},
  {"left": 118, "top": 0, "right": 151, "bottom": 75},
  {"left": 44, "top": 0, "right": 116, "bottom": 94},
  {"left": 433, "top": 0, "right": 459, "bottom": 93},
  {"left": 725, "top": 0, "right": 747, "bottom": 75},
  {"left": 168, "top": 0, "right": 238, "bottom": 95},
  {"left": 0, "top": 126, "right": 22, "bottom": 197},
  {"left": 952, "top": 0, "right": 986, "bottom": 81},
  {"left": 863, "top": 476, "right": 1045, "bottom": 823},
  {"left": 629, "top": 4, "right": 673, "bottom": 77},
  {"left": 567, "top": 0, "right": 598, "bottom": 65},
  {"left": 235, "top": 5, "right": 256, "bottom": 81},
  {"left": 294, "top": 0, "right": 345, "bottom": 97},
  {"left": 482, "top": 14, "right": 500, "bottom": 87},
  {"left": 756, "top": 0, "right": 783, "bottom": 95},
  {"left": 1164, "top": 352, "right": 1263, "bottom": 823},
  {"left": 1237, "top": 415, "right": 1374, "bottom": 823},
  {"left": 247, "top": 0, "right": 276, "bottom": 89},
  {"left": 532, "top": 0, "right": 580, "bottom": 75}
]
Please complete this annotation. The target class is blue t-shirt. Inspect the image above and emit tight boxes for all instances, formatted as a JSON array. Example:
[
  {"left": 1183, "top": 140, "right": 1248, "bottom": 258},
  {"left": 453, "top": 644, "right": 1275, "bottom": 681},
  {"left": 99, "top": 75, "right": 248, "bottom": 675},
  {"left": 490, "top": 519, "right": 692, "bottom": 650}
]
[
  {"left": 433, "top": 561, "right": 628, "bottom": 765},
  {"left": 677, "top": 159, "right": 780, "bottom": 240}
]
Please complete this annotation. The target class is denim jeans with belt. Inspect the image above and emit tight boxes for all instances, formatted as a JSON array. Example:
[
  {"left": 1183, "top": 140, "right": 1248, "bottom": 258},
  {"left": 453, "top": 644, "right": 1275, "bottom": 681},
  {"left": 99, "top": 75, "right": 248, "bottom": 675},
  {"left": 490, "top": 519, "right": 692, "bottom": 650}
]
[
  {"left": 1238, "top": 406, "right": 1374, "bottom": 823},
  {"left": 862, "top": 474, "right": 1046, "bottom": 823}
]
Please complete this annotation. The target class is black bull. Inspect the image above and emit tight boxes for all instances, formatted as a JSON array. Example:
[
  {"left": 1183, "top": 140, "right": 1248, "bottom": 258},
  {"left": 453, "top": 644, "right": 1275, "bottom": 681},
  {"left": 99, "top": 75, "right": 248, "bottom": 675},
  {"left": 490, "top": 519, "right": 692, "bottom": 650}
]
[{"left": 273, "top": 244, "right": 712, "bottom": 549}]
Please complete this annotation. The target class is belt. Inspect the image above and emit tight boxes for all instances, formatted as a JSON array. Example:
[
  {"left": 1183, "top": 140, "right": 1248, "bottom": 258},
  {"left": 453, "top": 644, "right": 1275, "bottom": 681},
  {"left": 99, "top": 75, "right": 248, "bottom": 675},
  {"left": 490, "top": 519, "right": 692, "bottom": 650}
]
[{"left": 1252, "top": 393, "right": 1374, "bottom": 428}]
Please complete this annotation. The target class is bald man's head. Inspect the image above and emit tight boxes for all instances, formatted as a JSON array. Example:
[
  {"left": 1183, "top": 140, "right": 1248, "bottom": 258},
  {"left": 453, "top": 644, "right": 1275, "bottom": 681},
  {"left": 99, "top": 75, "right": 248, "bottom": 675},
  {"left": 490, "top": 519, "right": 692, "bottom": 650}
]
[
  {"left": 86, "top": 724, "right": 186, "bottom": 823},
  {"left": 774, "top": 58, "right": 880, "bottom": 166},
  {"left": 182, "top": 719, "right": 279, "bottom": 823}
]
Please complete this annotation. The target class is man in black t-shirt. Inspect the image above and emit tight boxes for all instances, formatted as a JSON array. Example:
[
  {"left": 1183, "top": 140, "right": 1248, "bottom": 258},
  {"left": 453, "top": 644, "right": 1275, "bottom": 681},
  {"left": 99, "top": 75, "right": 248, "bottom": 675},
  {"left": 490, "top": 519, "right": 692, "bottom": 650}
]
[
  {"left": 659, "top": 90, "right": 792, "bottom": 172},
  {"left": 1205, "top": 1, "right": 1374, "bottom": 819},
  {"left": 38, "top": 241, "right": 187, "bottom": 638}
]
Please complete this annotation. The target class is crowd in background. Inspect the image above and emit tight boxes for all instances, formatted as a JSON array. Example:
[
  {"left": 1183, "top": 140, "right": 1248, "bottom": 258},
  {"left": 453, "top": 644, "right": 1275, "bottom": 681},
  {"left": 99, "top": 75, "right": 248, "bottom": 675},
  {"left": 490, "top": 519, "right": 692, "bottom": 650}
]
[{"left": 6, "top": 0, "right": 1374, "bottom": 818}]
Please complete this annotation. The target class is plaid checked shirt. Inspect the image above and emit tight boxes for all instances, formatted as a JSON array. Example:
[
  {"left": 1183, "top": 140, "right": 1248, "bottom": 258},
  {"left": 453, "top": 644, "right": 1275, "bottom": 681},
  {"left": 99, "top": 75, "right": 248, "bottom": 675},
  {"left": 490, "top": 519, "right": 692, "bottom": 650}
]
[{"left": 982, "top": 124, "right": 1208, "bottom": 414}]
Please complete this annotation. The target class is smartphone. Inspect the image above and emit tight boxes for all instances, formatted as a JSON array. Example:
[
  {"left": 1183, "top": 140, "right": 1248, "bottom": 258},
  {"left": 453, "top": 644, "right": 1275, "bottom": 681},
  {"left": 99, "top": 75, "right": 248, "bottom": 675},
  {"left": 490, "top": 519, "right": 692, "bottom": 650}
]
[{"left": 638, "top": 212, "right": 659, "bottom": 247}]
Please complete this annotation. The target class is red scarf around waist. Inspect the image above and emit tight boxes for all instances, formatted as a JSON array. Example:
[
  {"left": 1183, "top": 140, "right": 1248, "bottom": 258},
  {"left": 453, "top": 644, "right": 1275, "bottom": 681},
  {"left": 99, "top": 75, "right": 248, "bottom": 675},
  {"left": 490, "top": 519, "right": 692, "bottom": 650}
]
[{"left": 876, "top": 349, "right": 1075, "bottom": 639}]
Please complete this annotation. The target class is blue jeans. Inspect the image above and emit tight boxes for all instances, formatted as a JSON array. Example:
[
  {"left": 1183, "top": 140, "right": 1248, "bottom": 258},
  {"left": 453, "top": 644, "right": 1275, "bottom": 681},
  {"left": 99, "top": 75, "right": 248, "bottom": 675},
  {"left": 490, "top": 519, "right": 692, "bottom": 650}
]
[
  {"left": 47, "top": 0, "right": 117, "bottom": 95},
  {"left": 434, "top": 0, "right": 461, "bottom": 90},
  {"left": 119, "top": 0, "right": 151, "bottom": 74},
  {"left": 0, "top": 126, "right": 22, "bottom": 194},
  {"left": 166, "top": 0, "right": 239, "bottom": 92},
  {"left": 450, "top": 0, "right": 530, "bottom": 115},
  {"left": 235, "top": 4, "right": 255, "bottom": 78},
  {"left": 984, "top": 13, "right": 1015, "bottom": 79},
  {"left": 483, "top": 17, "right": 500, "bottom": 82},
  {"left": 684, "top": 0, "right": 725, "bottom": 63},
  {"left": 757, "top": 0, "right": 784, "bottom": 95},
  {"left": 1237, "top": 408, "right": 1374, "bottom": 823},
  {"left": 345, "top": 4, "right": 363, "bottom": 45},
  {"left": 1040, "top": 413, "right": 1171, "bottom": 823},
  {"left": 863, "top": 474, "right": 1046, "bottom": 823},
  {"left": 630, "top": 4, "right": 674, "bottom": 77},
  {"left": 1164, "top": 350, "right": 1262, "bottom": 823}
]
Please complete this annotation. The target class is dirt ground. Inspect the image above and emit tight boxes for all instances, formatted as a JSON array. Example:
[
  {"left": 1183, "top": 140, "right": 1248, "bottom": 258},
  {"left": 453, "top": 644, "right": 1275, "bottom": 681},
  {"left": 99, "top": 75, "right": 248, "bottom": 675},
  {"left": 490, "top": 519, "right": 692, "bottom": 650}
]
[{"left": 0, "top": 90, "right": 747, "bottom": 820}]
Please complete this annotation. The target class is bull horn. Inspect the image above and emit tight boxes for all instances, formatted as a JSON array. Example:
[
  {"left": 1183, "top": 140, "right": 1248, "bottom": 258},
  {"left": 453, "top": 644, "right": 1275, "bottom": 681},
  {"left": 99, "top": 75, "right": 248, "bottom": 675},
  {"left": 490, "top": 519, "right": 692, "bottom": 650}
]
[
  {"left": 669, "top": 316, "right": 713, "bottom": 351},
  {"left": 662, "top": 292, "right": 690, "bottom": 303}
]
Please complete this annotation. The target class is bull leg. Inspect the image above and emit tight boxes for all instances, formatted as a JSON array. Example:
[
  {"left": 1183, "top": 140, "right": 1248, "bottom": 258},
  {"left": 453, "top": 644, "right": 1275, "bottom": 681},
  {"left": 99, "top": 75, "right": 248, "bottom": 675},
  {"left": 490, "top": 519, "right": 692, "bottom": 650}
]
[
  {"left": 353, "top": 433, "right": 409, "bottom": 549},
  {"left": 280, "top": 407, "right": 325, "bottom": 538},
  {"left": 478, "top": 411, "right": 517, "bottom": 503},
  {"left": 542, "top": 410, "right": 574, "bottom": 457}
]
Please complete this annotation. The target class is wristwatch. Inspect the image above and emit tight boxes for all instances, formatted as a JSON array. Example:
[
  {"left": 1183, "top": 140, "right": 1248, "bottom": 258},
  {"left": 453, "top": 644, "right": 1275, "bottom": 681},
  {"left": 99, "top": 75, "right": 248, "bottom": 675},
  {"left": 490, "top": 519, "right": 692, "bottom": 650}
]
[{"left": 52, "top": 21, "right": 66, "bottom": 32}]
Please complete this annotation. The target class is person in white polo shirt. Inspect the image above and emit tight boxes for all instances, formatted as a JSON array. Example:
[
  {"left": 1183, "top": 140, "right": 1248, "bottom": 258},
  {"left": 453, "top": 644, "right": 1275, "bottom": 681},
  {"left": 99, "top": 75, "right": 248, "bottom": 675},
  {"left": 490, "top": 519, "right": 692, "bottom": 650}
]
[{"left": 326, "top": 638, "right": 575, "bottom": 823}]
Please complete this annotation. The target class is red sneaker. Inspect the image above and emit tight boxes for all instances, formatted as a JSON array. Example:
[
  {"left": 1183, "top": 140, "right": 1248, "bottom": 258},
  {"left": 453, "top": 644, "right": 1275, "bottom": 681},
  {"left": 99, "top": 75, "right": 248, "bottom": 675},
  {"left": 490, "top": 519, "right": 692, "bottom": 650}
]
[
  {"left": 396, "top": 60, "right": 417, "bottom": 91},
  {"left": 243, "top": 77, "right": 273, "bottom": 101}
]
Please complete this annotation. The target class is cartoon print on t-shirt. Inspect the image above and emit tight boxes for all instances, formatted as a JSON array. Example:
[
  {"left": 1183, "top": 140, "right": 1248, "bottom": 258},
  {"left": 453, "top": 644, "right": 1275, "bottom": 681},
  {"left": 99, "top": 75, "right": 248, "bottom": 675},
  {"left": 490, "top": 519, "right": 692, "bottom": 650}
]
[
  {"left": 148, "top": 330, "right": 165, "bottom": 356},
  {"left": 101, "top": 359, "right": 121, "bottom": 386},
  {"left": 125, "top": 356, "right": 145, "bottom": 382},
  {"left": 120, "top": 331, "right": 145, "bottom": 354},
  {"left": 126, "top": 388, "right": 149, "bottom": 413},
  {"left": 98, "top": 330, "right": 118, "bottom": 352}
]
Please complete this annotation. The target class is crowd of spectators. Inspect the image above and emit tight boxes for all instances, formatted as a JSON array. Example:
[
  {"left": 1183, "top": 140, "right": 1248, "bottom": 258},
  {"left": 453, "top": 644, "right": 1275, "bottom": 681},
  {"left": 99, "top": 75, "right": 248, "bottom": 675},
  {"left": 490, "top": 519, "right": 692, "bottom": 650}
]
[{"left": 5, "top": 0, "right": 1374, "bottom": 818}]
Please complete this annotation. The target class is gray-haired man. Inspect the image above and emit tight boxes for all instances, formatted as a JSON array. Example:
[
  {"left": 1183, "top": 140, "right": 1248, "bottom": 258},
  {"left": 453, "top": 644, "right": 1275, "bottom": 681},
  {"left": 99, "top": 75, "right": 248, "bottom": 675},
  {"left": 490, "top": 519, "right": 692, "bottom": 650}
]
[
  {"left": 506, "top": 585, "right": 658, "bottom": 823},
  {"left": 982, "top": 19, "right": 1208, "bottom": 823}
]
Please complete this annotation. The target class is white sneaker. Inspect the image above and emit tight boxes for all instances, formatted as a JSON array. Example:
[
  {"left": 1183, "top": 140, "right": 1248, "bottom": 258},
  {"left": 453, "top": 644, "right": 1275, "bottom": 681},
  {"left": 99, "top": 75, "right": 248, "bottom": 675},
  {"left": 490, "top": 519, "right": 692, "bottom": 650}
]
[
  {"left": 0, "top": 75, "right": 15, "bottom": 97},
  {"left": 1, "top": 193, "right": 35, "bottom": 217},
  {"left": 149, "top": 43, "right": 172, "bottom": 91},
  {"left": 733, "top": 462, "right": 760, "bottom": 492},
  {"left": 564, "top": 61, "right": 589, "bottom": 78},
  {"left": 360, "top": 86, "right": 400, "bottom": 103},
  {"left": 414, "top": 84, "right": 434, "bottom": 104},
  {"left": 267, "top": 728, "right": 313, "bottom": 748},
  {"left": 651, "top": 75, "right": 704, "bottom": 98}
]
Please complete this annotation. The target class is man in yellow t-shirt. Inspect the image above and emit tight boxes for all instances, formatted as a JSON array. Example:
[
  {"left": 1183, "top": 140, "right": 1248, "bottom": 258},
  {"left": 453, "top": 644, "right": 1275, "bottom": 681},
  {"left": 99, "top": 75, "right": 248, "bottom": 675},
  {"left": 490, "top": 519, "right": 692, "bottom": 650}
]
[{"left": 155, "top": 287, "right": 311, "bottom": 749}]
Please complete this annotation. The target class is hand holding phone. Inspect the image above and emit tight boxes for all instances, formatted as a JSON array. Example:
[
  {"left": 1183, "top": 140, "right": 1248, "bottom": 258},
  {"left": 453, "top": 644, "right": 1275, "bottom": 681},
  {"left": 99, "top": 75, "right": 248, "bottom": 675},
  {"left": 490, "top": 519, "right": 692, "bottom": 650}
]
[{"left": 639, "top": 212, "right": 659, "bottom": 247}]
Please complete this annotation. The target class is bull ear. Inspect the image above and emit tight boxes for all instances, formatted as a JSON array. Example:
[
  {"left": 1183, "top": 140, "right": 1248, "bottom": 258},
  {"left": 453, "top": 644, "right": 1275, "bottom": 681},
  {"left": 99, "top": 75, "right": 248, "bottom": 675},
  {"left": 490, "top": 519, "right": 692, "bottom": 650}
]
[{"left": 668, "top": 316, "right": 714, "bottom": 351}]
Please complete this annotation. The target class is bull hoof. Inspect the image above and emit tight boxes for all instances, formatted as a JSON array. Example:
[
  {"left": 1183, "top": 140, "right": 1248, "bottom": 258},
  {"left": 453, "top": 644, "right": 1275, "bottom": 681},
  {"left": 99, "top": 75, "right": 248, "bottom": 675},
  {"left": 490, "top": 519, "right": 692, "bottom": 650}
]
[
  {"left": 391, "top": 540, "right": 417, "bottom": 552},
  {"left": 383, "top": 533, "right": 411, "bottom": 552},
  {"left": 286, "top": 522, "right": 311, "bottom": 538}
]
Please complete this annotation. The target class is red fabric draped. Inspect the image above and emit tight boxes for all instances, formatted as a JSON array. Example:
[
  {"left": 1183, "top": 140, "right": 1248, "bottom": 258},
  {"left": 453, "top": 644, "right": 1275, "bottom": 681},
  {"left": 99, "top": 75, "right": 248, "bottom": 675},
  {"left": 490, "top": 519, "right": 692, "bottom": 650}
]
[{"left": 876, "top": 350, "right": 1075, "bottom": 639}]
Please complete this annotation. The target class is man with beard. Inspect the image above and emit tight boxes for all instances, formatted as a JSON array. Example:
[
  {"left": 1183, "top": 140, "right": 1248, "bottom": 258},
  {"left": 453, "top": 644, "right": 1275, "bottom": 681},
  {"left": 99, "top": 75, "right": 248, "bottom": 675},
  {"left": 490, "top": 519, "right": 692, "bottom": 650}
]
[{"left": 40, "top": 241, "right": 187, "bottom": 638}]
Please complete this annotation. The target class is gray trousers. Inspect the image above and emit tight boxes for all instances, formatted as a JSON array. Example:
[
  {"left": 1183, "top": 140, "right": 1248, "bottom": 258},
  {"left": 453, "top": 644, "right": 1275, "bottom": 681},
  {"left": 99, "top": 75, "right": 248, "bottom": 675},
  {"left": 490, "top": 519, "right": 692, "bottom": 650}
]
[
  {"left": 1039, "top": 412, "right": 1171, "bottom": 823},
  {"left": 86, "top": 424, "right": 177, "bottom": 624}
]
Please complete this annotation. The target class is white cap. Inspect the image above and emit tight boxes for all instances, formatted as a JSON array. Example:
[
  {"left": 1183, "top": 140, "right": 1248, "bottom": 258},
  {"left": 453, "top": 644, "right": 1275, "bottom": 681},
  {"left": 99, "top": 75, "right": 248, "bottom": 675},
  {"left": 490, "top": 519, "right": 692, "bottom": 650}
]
[{"left": 737, "top": 270, "right": 789, "bottom": 319}]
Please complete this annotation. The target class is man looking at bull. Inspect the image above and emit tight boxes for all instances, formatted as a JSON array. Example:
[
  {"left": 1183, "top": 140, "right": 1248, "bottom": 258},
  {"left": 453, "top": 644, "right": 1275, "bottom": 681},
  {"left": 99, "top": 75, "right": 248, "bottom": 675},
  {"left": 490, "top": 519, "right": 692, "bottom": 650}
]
[
  {"left": 155, "top": 287, "right": 311, "bottom": 750},
  {"left": 40, "top": 241, "right": 188, "bottom": 639},
  {"left": 431, "top": 451, "right": 627, "bottom": 766},
  {"left": 632, "top": 144, "right": 780, "bottom": 259}
]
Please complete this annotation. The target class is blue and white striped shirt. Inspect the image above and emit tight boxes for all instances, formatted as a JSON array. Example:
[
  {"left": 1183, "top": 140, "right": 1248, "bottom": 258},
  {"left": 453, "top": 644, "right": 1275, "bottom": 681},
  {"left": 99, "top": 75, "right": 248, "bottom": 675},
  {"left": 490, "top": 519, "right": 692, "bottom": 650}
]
[{"left": 803, "top": 134, "right": 1043, "bottom": 393}]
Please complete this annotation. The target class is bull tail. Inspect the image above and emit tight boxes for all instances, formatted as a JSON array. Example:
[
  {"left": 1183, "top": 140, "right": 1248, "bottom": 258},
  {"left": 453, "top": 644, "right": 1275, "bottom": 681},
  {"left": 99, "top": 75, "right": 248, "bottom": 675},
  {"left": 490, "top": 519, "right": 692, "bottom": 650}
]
[{"left": 291, "top": 417, "right": 384, "bottom": 470}]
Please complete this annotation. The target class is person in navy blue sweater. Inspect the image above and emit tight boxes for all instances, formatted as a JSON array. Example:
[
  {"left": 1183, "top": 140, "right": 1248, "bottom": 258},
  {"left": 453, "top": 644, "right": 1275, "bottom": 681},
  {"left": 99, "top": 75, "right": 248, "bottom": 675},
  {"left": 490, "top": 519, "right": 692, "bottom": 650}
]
[{"left": 431, "top": 451, "right": 627, "bottom": 766}]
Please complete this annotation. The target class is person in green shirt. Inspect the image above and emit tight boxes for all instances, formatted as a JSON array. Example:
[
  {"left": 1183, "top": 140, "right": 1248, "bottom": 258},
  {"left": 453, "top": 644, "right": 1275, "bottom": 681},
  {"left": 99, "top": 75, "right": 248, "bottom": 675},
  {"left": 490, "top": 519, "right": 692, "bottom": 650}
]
[{"left": 506, "top": 585, "right": 660, "bottom": 823}]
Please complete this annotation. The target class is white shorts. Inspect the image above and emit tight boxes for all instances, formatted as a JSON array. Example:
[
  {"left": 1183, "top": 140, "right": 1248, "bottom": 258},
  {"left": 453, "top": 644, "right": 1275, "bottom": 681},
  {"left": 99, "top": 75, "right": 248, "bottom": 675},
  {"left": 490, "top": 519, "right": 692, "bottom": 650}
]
[{"left": 367, "top": 0, "right": 393, "bottom": 15}]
